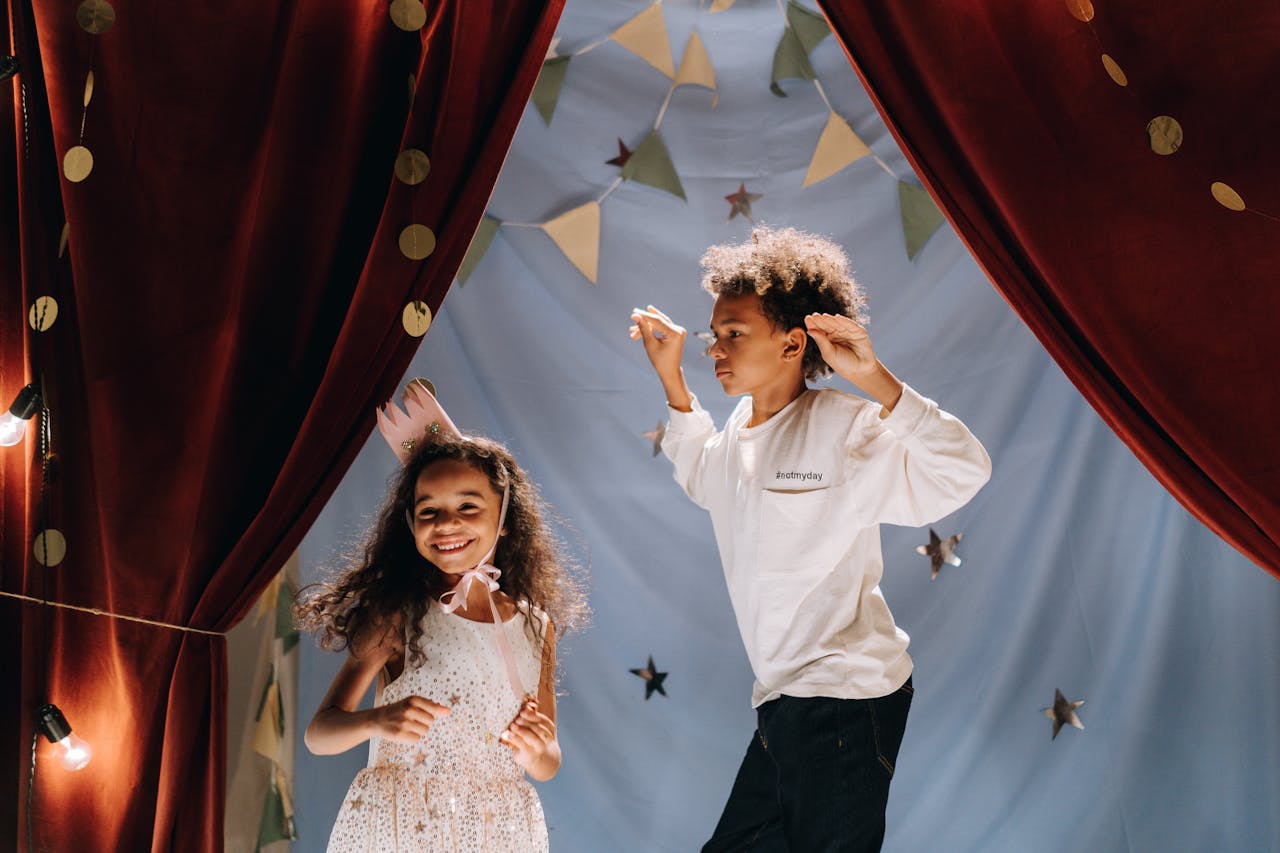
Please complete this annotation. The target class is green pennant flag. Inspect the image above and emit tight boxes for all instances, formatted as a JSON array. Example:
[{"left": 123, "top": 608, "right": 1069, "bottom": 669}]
[
  {"left": 273, "top": 578, "right": 299, "bottom": 656},
  {"left": 532, "top": 57, "right": 571, "bottom": 125},
  {"left": 457, "top": 216, "right": 501, "bottom": 286},
  {"left": 256, "top": 775, "right": 297, "bottom": 849},
  {"left": 898, "top": 180, "right": 945, "bottom": 260},
  {"left": 787, "top": 0, "right": 831, "bottom": 54},
  {"left": 621, "top": 130, "right": 686, "bottom": 200},
  {"left": 770, "top": 2, "right": 829, "bottom": 96}
]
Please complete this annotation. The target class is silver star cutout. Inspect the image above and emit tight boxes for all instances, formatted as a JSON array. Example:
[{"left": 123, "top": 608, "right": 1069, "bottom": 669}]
[
  {"left": 1043, "top": 688, "right": 1085, "bottom": 740},
  {"left": 916, "top": 528, "right": 963, "bottom": 580},
  {"left": 641, "top": 422, "right": 666, "bottom": 456}
]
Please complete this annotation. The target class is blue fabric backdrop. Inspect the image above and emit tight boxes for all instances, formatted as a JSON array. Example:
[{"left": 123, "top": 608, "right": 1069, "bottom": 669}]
[{"left": 292, "top": 2, "right": 1280, "bottom": 850}]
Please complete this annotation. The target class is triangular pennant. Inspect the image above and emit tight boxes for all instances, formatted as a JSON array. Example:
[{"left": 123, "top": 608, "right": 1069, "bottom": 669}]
[
  {"left": 709, "top": 0, "right": 737, "bottom": 11},
  {"left": 787, "top": 0, "right": 831, "bottom": 54},
  {"left": 532, "top": 56, "right": 571, "bottom": 125},
  {"left": 898, "top": 180, "right": 945, "bottom": 260},
  {"left": 456, "top": 215, "right": 502, "bottom": 285},
  {"left": 252, "top": 668, "right": 282, "bottom": 763},
  {"left": 674, "top": 30, "right": 718, "bottom": 106},
  {"left": 610, "top": 3, "right": 675, "bottom": 78},
  {"left": 273, "top": 576, "right": 299, "bottom": 656},
  {"left": 770, "top": 27, "right": 815, "bottom": 96},
  {"left": 621, "top": 130, "right": 686, "bottom": 201},
  {"left": 803, "top": 111, "right": 871, "bottom": 187},
  {"left": 542, "top": 202, "right": 601, "bottom": 283},
  {"left": 256, "top": 774, "right": 297, "bottom": 848},
  {"left": 254, "top": 575, "right": 280, "bottom": 625}
]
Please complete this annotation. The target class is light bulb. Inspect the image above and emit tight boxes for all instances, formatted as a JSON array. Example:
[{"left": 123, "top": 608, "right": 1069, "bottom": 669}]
[
  {"left": 36, "top": 703, "right": 92, "bottom": 771},
  {"left": 56, "top": 733, "right": 92, "bottom": 771},
  {"left": 0, "top": 384, "right": 40, "bottom": 446}
]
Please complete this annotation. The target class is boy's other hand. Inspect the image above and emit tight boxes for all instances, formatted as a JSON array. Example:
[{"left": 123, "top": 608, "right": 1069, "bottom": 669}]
[
  {"left": 630, "top": 305, "right": 687, "bottom": 381},
  {"left": 805, "top": 313, "right": 903, "bottom": 412}
]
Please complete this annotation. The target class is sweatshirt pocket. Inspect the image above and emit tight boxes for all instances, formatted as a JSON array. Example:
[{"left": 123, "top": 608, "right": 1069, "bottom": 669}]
[{"left": 756, "top": 486, "right": 849, "bottom": 578}]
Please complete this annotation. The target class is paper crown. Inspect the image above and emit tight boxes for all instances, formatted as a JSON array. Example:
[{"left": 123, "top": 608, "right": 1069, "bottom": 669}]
[{"left": 375, "top": 378, "right": 462, "bottom": 463}]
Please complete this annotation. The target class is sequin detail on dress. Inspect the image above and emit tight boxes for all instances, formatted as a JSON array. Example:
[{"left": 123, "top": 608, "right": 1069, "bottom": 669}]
[{"left": 326, "top": 601, "right": 549, "bottom": 852}]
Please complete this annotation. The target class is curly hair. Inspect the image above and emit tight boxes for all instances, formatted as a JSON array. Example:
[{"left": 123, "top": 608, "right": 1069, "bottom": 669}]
[
  {"left": 294, "top": 434, "right": 587, "bottom": 671},
  {"left": 700, "top": 225, "right": 868, "bottom": 380}
]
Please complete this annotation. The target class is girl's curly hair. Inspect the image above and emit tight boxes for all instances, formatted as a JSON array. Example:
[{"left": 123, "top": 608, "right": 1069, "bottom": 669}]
[
  {"left": 294, "top": 434, "right": 587, "bottom": 669},
  {"left": 700, "top": 225, "right": 868, "bottom": 380}
]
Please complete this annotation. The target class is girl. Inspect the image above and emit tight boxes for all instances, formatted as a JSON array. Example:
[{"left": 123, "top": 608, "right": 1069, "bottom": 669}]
[{"left": 296, "top": 381, "right": 586, "bottom": 852}]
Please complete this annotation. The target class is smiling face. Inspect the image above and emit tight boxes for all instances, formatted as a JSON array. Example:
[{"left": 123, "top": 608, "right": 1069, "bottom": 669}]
[
  {"left": 707, "top": 292, "right": 806, "bottom": 398},
  {"left": 411, "top": 458, "right": 503, "bottom": 576}
]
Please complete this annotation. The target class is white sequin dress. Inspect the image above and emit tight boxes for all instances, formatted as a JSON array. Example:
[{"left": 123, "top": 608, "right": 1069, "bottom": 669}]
[{"left": 326, "top": 600, "right": 550, "bottom": 852}]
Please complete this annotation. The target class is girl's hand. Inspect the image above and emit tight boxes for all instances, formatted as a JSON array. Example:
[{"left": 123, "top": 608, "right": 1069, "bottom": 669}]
[
  {"left": 370, "top": 695, "right": 450, "bottom": 745},
  {"left": 500, "top": 697, "right": 557, "bottom": 772},
  {"left": 629, "top": 305, "right": 687, "bottom": 382}
]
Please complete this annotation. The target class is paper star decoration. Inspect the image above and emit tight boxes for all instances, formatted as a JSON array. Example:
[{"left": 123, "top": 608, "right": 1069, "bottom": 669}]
[
  {"left": 607, "top": 138, "right": 634, "bottom": 168},
  {"left": 629, "top": 656, "right": 668, "bottom": 700},
  {"left": 641, "top": 422, "right": 666, "bottom": 456},
  {"left": 1043, "top": 688, "right": 1085, "bottom": 740},
  {"left": 725, "top": 183, "right": 762, "bottom": 222},
  {"left": 916, "top": 528, "right": 963, "bottom": 580}
]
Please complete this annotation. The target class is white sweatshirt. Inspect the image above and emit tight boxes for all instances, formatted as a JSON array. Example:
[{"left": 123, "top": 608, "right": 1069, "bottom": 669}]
[{"left": 662, "top": 383, "right": 991, "bottom": 706}]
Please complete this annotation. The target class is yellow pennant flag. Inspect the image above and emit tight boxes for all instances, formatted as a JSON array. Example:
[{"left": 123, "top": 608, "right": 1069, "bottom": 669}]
[
  {"left": 252, "top": 678, "right": 282, "bottom": 763},
  {"left": 675, "top": 31, "right": 718, "bottom": 106},
  {"left": 803, "top": 111, "right": 872, "bottom": 187},
  {"left": 542, "top": 202, "right": 601, "bottom": 283},
  {"left": 610, "top": 3, "right": 675, "bottom": 78},
  {"left": 710, "top": 0, "right": 738, "bottom": 11},
  {"left": 254, "top": 574, "right": 280, "bottom": 625}
]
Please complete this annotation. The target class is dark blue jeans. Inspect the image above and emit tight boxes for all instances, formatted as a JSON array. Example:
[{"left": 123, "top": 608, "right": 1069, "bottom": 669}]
[{"left": 702, "top": 680, "right": 913, "bottom": 853}]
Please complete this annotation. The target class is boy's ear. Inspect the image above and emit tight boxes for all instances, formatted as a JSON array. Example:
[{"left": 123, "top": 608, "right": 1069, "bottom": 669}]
[{"left": 783, "top": 326, "right": 808, "bottom": 360}]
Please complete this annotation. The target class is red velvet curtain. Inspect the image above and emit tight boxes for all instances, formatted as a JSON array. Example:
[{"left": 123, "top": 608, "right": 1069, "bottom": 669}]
[
  {"left": 818, "top": 1, "right": 1280, "bottom": 577},
  {"left": 2, "top": 1, "right": 563, "bottom": 849}
]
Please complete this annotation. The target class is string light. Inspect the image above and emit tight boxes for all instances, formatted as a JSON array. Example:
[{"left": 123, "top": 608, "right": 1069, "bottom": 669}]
[
  {"left": 36, "top": 704, "right": 92, "bottom": 771},
  {"left": 0, "top": 384, "right": 40, "bottom": 446}
]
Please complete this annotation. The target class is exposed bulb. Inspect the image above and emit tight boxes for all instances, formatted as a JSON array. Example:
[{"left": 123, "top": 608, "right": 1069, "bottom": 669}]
[
  {"left": 0, "top": 411, "right": 28, "bottom": 446},
  {"left": 56, "top": 732, "right": 92, "bottom": 771}
]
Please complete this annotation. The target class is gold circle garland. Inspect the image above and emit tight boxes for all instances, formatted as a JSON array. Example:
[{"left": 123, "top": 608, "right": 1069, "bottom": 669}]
[
  {"left": 402, "top": 301, "right": 433, "bottom": 337},
  {"left": 1101, "top": 55, "right": 1127, "bottom": 87},
  {"left": 1146, "top": 116, "right": 1182, "bottom": 155},
  {"left": 394, "top": 149, "right": 431, "bottom": 185},
  {"left": 34, "top": 529, "right": 68, "bottom": 567},
  {"left": 76, "top": 0, "right": 115, "bottom": 34},
  {"left": 390, "top": 0, "right": 427, "bottom": 32},
  {"left": 29, "top": 297, "right": 59, "bottom": 332},
  {"left": 63, "top": 145, "right": 94, "bottom": 182},
  {"left": 398, "top": 224, "right": 436, "bottom": 260},
  {"left": 1210, "top": 182, "right": 1245, "bottom": 211}
]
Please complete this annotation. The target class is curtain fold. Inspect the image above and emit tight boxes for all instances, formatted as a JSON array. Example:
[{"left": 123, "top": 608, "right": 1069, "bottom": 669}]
[
  {"left": 3, "top": 1, "right": 563, "bottom": 849},
  {"left": 817, "top": 0, "right": 1280, "bottom": 577}
]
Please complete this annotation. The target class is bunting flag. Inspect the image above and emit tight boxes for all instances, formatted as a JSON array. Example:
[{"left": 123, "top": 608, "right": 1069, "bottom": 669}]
[
  {"left": 247, "top": 570, "right": 299, "bottom": 849},
  {"left": 252, "top": 665, "right": 284, "bottom": 763},
  {"left": 610, "top": 2, "right": 675, "bottom": 78},
  {"left": 898, "top": 180, "right": 945, "bottom": 260},
  {"left": 770, "top": 0, "right": 832, "bottom": 96},
  {"left": 542, "top": 201, "right": 601, "bottom": 283},
  {"left": 621, "top": 130, "right": 686, "bottom": 200},
  {"left": 674, "top": 30, "right": 718, "bottom": 106},
  {"left": 457, "top": 215, "right": 502, "bottom": 285},
  {"left": 532, "top": 56, "right": 571, "bottom": 125},
  {"left": 709, "top": 0, "right": 738, "bottom": 11},
  {"left": 256, "top": 769, "right": 296, "bottom": 848},
  {"left": 803, "top": 110, "right": 871, "bottom": 187}
]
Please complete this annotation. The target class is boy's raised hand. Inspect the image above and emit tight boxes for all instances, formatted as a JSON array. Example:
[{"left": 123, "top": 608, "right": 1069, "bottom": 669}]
[
  {"left": 629, "top": 305, "right": 687, "bottom": 379},
  {"left": 805, "top": 312, "right": 903, "bottom": 412}
]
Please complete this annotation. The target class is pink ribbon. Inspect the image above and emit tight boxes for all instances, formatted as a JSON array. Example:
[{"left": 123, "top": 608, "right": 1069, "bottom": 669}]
[{"left": 435, "top": 480, "right": 528, "bottom": 703}]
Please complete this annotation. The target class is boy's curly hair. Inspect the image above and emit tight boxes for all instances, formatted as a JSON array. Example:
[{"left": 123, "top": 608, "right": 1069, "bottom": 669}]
[
  {"left": 700, "top": 225, "right": 868, "bottom": 380},
  {"left": 294, "top": 434, "right": 587, "bottom": 670}
]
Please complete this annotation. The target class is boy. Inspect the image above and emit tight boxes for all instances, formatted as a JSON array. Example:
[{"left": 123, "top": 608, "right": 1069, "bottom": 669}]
[{"left": 629, "top": 227, "right": 991, "bottom": 851}]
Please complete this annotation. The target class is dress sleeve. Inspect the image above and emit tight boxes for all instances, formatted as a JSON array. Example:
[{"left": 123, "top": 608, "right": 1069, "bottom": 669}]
[
  {"left": 659, "top": 395, "right": 718, "bottom": 510},
  {"left": 845, "top": 383, "right": 992, "bottom": 527}
]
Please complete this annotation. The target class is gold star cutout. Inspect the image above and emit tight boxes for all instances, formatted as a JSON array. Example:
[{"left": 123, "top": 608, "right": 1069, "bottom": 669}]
[
  {"left": 725, "top": 183, "right": 763, "bottom": 222},
  {"left": 1043, "top": 688, "right": 1085, "bottom": 739}
]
